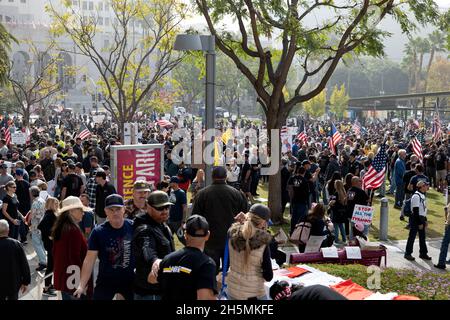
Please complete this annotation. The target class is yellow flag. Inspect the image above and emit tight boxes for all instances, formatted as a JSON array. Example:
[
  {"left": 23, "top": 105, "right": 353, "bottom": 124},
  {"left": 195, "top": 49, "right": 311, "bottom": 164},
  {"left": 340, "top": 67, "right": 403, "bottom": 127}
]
[
  {"left": 221, "top": 128, "right": 232, "bottom": 144},
  {"left": 214, "top": 139, "right": 220, "bottom": 166}
]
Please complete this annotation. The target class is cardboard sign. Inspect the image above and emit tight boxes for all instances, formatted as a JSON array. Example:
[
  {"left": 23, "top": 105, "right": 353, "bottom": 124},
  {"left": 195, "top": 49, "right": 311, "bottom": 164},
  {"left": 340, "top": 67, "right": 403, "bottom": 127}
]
[
  {"left": 304, "top": 235, "right": 325, "bottom": 253},
  {"left": 345, "top": 246, "right": 362, "bottom": 259},
  {"left": 351, "top": 205, "right": 374, "bottom": 225},
  {"left": 11, "top": 132, "right": 27, "bottom": 145},
  {"left": 321, "top": 247, "right": 339, "bottom": 258}
]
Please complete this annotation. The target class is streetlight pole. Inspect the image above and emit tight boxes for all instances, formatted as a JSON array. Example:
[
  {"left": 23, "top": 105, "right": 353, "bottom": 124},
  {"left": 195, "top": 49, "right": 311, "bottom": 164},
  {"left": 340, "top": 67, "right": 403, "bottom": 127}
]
[{"left": 174, "top": 34, "right": 216, "bottom": 186}]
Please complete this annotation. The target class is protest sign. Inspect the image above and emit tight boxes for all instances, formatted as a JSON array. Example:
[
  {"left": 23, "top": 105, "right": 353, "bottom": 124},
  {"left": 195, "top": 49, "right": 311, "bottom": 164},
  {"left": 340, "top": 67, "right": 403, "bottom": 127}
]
[
  {"left": 351, "top": 205, "right": 374, "bottom": 225},
  {"left": 11, "top": 132, "right": 27, "bottom": 145}
]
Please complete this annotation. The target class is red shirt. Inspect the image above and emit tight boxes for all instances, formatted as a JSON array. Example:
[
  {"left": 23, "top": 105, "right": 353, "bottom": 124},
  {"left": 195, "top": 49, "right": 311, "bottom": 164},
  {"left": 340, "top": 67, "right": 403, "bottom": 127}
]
[{"left": 52, "top": 226, "right": 89, "bottom": 294}]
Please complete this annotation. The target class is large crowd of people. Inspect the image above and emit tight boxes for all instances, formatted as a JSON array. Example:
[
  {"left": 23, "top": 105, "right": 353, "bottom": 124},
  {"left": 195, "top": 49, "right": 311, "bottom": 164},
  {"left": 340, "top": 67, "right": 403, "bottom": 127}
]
[{"left": 0, "top": 111, "right": 449, "bottom": 300}]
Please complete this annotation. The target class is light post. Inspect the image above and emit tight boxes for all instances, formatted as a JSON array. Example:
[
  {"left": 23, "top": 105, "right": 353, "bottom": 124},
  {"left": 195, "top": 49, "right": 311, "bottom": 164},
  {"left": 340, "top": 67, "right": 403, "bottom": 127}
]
[
  {"left": 174, "top": 34, "right": 216, "bottom": 187},
  {"left": 83, "top": 75, "right": 98, "bottom": 113}
]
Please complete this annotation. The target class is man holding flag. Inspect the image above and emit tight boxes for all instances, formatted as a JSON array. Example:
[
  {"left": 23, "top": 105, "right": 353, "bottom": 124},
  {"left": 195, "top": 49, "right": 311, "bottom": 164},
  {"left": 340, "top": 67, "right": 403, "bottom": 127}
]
[{"left": 328, "top": 122, "right": 342, "bottom": 155}]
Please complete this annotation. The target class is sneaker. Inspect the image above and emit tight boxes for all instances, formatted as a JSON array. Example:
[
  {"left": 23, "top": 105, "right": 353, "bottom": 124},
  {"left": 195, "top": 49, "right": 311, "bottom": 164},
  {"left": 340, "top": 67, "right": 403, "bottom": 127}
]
[
  {"left": 419, "top": 255, "right": 432, "bottom": 260},
  {"left": 43, "top": 287, "right": 57, "bottom": 297},
  {"left": 434, "top": 264, "right": 446, "bottom": 270},
  {"left": 393, "top": 205, "right": 402, "bottom": 210},
  {"left": 404, "top": 255, "right": 415, "bottom": 261}
]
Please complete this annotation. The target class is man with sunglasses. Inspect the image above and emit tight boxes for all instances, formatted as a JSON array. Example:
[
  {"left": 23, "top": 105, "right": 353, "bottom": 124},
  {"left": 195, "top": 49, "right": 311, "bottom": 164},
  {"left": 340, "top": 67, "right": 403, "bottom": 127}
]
[{"left": 132, "top": 191, "right": 175, "bottom": 300}]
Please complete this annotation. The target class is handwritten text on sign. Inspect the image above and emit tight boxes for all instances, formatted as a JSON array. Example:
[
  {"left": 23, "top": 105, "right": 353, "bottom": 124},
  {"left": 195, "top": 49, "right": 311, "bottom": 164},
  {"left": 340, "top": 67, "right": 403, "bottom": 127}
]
[{"left": 351, "top": 205, "right": 374, "bottom": 225}]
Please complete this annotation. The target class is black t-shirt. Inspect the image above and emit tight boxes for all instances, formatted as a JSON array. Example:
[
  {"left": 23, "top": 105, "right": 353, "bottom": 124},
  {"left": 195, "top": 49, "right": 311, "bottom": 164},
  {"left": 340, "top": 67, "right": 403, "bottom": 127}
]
[
  {"left": 288, "top": 285, "right": 347, "bottom": 301},
  {"left": 287, "top": 175, "right": 309, "bottom": 204},
  {"left": 403, "top": 170, "right": 416, "bottom": 194},
  {"left": 349, "top": 160, "right": 362, "bottom": 176},
  {"left": 409, "top": 174, "right": 429, "bottom": 193},
  {"left": 62, "top": 173, "right": 84, "bottom": 198},
  {"left": 425, "top": 151, "right": 436, "bottom": 168},
  {"left": 241, "top": 162, "right": 251, "bottom": 181},
  {"left": 16, "top": 180, "right": 31, "bottom": 214},
  {"left": 436, "top": 152, "right": 447, "bottom": 171},
  {"left": 2, "top": 194, "right": 19, "bottom": 219},
  {"left": 346, "top": 187, "right": 369, "bottom": 218},
  {"left": 95, "top": 182, "right": 117, "bottom": 218},
  {"left": 158, "top": 247, "right": 217, "bottom": 301}
]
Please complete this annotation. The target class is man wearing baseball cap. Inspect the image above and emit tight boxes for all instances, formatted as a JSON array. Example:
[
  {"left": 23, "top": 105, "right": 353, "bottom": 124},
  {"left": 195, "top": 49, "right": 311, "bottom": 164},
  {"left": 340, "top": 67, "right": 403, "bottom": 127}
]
[
  {"left": 124, "top": 180, "right": 151, "bottom": 220},
  {"left": 157, "top": 215, "right": 217, "bottom": 300},
  {"left": 132, "top": 190, "right": 175, "bottom": 300},
  {"left": 74, "top": 194, "right": 135, "bottom": 300}
]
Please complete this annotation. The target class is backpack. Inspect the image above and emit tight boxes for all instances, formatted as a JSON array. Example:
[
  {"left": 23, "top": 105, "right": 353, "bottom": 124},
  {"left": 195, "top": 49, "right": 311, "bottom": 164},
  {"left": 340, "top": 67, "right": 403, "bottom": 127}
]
[
  {"left": 290, "top": 221, "right": 312, "bottom": 245},
  {"left": 403, "top": 192, "right": 424, "bottom": 217}
]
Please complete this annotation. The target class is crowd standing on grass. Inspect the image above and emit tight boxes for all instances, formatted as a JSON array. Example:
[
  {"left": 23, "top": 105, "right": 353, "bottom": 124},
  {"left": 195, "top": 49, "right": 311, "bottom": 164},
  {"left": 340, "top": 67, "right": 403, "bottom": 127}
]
[{"left": 0, "top": 111, "right": 449, "bottom": 300}]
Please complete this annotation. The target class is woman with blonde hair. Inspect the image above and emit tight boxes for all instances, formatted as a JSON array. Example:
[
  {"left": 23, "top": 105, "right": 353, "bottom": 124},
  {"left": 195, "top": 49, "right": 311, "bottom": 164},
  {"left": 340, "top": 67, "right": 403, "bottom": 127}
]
[
  {"left": 227, "top": 204, "right": 273, "bottom": 300},
  {"left": 37, "top": 197, "right": 59, "bottom": 296},
  {"left": 190, "top": 169, "right": 205, "bottom": 202},
  {"left": 328, "top": 180, "right": 347, "bottom": 244},
  {"left": 52, "top": 196, "right": 92, "bottom": 300}
]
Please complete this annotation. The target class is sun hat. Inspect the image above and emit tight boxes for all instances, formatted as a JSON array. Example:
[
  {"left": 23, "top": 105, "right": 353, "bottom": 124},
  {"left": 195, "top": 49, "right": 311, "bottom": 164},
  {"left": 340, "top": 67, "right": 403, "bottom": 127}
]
[{"left": 57, "top": 196, "right": 91, "bottom": 216}]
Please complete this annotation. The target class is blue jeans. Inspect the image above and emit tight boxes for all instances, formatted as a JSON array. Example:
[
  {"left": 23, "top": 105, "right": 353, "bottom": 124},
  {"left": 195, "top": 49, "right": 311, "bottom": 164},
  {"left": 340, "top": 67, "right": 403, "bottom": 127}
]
[
  {"left": 395, "top": 184, "right": 405, "bottom": 207},
  {"left": 31, "top": 230, "right": 47, "bottom": 265},
  {"left": 389, "top": 170, "right": 396, "bottom": 194},
  {"left": 438, "top": 225, "right": 450, "bottom": 266},
  {"left": 333, "top": 223, "right": 346, "bottom": 242},
  {"left": 290, "top": 203, "right": 308, "bottom": 234},
  {"left": 134, "top": 293, "right": 161, "bottom": 300}
]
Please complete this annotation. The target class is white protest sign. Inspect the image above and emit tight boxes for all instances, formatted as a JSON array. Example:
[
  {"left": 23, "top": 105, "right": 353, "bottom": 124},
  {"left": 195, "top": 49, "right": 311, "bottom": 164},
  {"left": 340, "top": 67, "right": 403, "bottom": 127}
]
[
  {"left": 124, "top": 123, "right": 132, "bottom": 145},
  {"left": 321, "top": 247, "right": 339, "bottom": 258},
  {"left": 231, "top": 115, "right": 237, "bottom": 121},
  {"left": 304, "top": 235, "right": 325, "bottom": 253},
  {"left": 11, "top": 132, "right": 27, "bottom": 145},
  {"left": 223, "top": 112, "right": 230, "bottom": 118},
  {"left": 391, "top": 118, "right": 399, "bottom": 123},
  {"left": 351, "top": 205, "right": 374, "bottom": 226},
  {"left": 281, "top": 134, "right": 293, "bottom": 154},
  {"left": 345, "top": 246, "right": 362, "bottom": 259}
]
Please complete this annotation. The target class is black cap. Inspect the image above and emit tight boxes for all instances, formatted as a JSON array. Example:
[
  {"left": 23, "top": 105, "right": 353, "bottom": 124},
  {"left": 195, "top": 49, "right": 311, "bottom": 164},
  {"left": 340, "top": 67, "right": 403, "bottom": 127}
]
[
  {"left": 185, "top": 215, "right": 209, "bottom": 237},
  {"left": 105, "top": 194, "right": 125, "bottom": 208},
  {"left": 249, "top": 204, "right": 271, "bottom": 221}
]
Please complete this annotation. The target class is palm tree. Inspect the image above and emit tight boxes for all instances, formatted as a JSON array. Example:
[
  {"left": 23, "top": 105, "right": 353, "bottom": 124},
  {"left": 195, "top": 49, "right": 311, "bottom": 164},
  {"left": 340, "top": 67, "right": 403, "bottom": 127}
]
[
  {"left": 415, "top": 37, "right": 430, "bottom": 93},
  {"left": 402, "top": 38, "right": 418, "bottom": 93},
  {"left": 0, "top": 23, "right": 16, "bottom": 86},
  {"left": 424, "top": 30, "right": 446, "bottom": 92}
]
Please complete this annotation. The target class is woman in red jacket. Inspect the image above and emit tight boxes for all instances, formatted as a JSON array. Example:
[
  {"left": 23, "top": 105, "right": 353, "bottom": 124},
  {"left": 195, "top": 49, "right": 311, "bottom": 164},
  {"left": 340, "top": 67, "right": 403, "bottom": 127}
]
[{"left": 51, "top": 196, "right": 92, "bottom": 300}]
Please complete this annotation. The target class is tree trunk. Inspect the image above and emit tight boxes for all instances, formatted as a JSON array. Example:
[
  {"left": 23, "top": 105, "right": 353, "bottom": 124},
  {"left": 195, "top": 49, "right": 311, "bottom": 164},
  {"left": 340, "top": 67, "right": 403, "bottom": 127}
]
[
  {"left": 266, "top": 107, "right": 285, "bottom": 225},
  {"left": 424, "top": 49, "right": 435, "bottom": 93},
  {"left": 23, "top": 108, "right": 30, "bottom": 128}
]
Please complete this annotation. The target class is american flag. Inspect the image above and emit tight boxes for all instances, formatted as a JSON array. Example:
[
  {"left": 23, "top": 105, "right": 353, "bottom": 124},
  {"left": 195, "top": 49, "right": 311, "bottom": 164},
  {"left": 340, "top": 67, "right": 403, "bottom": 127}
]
[
  {"left": 411, "top": 132, "right": 423, "bottom": 163},
  {"left": 281, "top": 126, "right": 288, "bottom": 135},
  {"left": 77, "top": 123, "right": 91, "bottom": 140},
  {"left": 329, "top": 123, "right": 342, "bottom": 154},
  {"left": 352, "top": 119, "right": 361, "bottom": 136},
  {"left": 157, "top": 119, "right": 173, "bottom": 128},
  {"left": 362, "top": 143, "right": 388, "bottom": 190},
  {"left": 297, "top": 121, "right": 307, "bottom": 144},
  {"left": 432, "top": 114, "right": 442, "bottom": 142},
  {"left": 4, "top": 125, "right": 11, "bottom": 145}
]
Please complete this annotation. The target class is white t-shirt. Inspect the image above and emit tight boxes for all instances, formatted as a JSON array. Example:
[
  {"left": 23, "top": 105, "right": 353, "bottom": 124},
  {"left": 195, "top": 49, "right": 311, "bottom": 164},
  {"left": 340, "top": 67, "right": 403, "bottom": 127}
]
[{"left": 411, "top": 192, "right": 427, "bottom": 217}]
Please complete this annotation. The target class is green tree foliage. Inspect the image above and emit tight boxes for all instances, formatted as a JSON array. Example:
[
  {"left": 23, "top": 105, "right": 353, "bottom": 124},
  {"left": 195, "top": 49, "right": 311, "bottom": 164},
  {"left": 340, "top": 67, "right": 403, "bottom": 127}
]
[
  {"left": 303, "top": 89, "right": 326, "bottom": 118},
  {"left": 47, "top": 0, "right": 187, "bottom": 139},
  {"left": 330, "top": 84, "right": 349, "bottom": 119},
  {"left": 0, "top": 23, "right": 16, "bottom": 86},
  {"left": 194, "top": 0, "right": 441, "bottom": 222}
]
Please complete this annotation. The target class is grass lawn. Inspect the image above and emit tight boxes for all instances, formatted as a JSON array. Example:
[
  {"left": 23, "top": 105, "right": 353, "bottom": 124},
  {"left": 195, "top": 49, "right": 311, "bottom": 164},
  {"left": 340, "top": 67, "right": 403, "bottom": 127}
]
[
  {"left": 255, "top": 182, "right": 447, "bottom": 241},
  {"left": 310, "top": 263, "right": 450, "bottom": 300}
]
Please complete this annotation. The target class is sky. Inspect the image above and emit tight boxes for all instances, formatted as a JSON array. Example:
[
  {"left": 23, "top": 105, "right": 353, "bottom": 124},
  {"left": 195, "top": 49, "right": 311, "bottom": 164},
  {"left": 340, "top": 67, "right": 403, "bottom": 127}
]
[{"left": 182, "top": 1, "right": 449, "bottom": 61}]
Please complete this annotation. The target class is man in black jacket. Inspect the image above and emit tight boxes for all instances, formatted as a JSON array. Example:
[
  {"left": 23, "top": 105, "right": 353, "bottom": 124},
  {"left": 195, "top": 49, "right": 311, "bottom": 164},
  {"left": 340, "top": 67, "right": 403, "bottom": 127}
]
[
  {"left": 0, "top": 219, "right": 31, "bottom": 300},
  {"left": 94, "top": 171, "right": 116, "bottom": 224},
  {"left": 133, "top": 191, "right": 175, "bottom": 300},
  {"left": 192, "top": 166, "right": 248, "bottom": 274}
]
